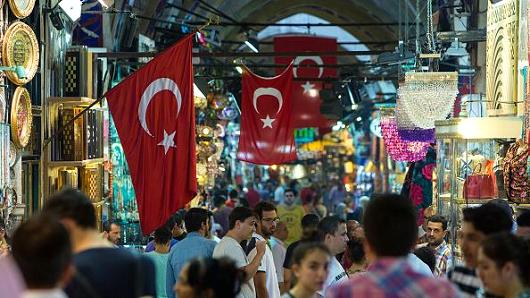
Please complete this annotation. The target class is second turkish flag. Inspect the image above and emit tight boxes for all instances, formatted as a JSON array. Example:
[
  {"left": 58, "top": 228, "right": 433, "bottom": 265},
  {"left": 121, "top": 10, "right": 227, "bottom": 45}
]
[{"left": 237, "top": 64, "right": 297, "bottom": 165}]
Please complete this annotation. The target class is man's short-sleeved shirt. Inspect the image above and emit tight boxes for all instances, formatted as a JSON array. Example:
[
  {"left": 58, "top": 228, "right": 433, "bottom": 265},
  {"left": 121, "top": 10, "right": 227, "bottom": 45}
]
[
  {"left": 248, "top": 234, "right": 281, "bottom": 298},
  {"left": 214, "top": 236, "right": 256, "bottom": 298}
]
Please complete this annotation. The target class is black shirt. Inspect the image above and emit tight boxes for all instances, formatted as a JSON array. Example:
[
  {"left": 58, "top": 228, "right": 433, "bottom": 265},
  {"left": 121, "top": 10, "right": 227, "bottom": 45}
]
[{"left": 65, "top": 247, "right": 156, "bottom": 298}]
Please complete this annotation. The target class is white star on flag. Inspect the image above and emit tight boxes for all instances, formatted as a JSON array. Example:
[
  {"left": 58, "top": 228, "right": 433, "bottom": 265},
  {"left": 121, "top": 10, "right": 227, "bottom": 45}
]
[
  {"left": 301, "top": 81, "right": 315, "bottom": 94},
  {"left": 158, "top": 129, "right": 177, "bottom": 154},
  {"left": 261, "top": 115, "right": 275, "bottom": 128}
]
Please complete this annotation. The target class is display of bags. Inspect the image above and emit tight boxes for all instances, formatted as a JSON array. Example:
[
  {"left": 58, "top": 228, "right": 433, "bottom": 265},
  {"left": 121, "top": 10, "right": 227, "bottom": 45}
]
[
  {"left": 464, "top": 160, "right": 497, "bottom": 201},
  {"left": 503, "top": 140, "right": 530, "bottom": 204}
]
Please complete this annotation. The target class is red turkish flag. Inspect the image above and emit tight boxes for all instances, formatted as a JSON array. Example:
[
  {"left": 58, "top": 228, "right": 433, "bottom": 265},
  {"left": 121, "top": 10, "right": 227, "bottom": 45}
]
[
  {"left": 105, "top": 35, "right": 196, "bottom": 234},
  {"left": 237, "top": 64, "right": 297, "bottom": 164},
  {"left": 274, "top": 35, "right": 337, "bottom": 129}
]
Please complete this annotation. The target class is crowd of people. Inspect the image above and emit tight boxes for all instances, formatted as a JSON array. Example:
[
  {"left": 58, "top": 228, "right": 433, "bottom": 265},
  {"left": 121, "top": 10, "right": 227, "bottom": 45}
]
[{"left": 0, "top": 186, "right": 529, "bottom": 298}]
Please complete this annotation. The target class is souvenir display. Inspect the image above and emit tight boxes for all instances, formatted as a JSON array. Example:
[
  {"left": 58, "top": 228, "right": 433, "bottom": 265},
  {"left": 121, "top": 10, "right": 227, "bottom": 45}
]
[
  {"left": 503, "top": 140, "right": 530, "bottom": 203},
  {"left": 2, "top": 21, "right": 39, "bottom": 85},
  {"left": 0, "top": 125, "right": 10, "bottom": 190},
  {"left": 10, "top": 87, "right": 32, "bottom": 148},
  {"left": 0, "top": 92, "right": 6, "bottom": 124},
  {"left": 64, "top": 47, "right": 94, "bottom": 98},
  {"left": 8, "top": 0, "right": 36, "bottom": 18}
]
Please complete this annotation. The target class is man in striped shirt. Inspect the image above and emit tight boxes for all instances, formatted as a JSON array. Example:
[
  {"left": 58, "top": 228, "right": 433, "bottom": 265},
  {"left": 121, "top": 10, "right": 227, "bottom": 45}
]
[{"left": 448, "top": 203, "right": 513, "bottom": 298}]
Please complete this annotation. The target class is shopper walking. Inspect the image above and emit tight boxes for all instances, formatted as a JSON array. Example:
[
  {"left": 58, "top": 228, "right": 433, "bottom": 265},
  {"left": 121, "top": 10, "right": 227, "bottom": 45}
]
[
  {"left": 42, "top": 188, "right": 156, "bottom": 298},
  {"left": 174, "top": 257, "right": 244, "bottom": 298},
  {"left": 247, "top": 202, "right": 281, "bottom": 298},
  {"left": 477, "top": 233, "right": 530, "bottom": 298},
  {"left": 282, "top": 242, "right": 331, "bottom": 298},
  {"left": 12, "top": 215, "right": 73, "bottom": 298},
  {"left": 277, "top": 189, "right": 305, "bottom": 246},
  {"left": 425, "top": 215, "right": 452, "bottom": 276},
  {"left": 328, "top": 193, "right": 460, "bottom": 298},
  {"left": 448, "top": 203, "right": 513, "bottom": 298},
  {"left": 146, "top": 227, "right": 172, "bottom": 298},
  {"left": 213, "top": 207, "right": 266, "bottom": 298},
  {"left": 166, "top": 208, "right": 217, "bottom": 298},
  {"left": 317, "top": 215, "right": 349, "bottom": 296}
]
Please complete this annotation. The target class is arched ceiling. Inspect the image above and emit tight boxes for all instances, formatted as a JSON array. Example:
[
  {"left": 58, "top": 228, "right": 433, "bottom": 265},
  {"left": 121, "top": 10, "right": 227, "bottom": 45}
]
[{"left": 209, "top": 0, "right": 416, "bottom": 45}]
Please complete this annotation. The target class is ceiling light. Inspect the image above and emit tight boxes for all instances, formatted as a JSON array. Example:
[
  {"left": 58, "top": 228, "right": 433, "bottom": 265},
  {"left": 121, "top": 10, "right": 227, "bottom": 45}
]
[
  {"left": 97, "top": 0, "right": 114, "bottom": 9},
  {"left": 58, "top": 0, "right": 82, "bottom": 22},
  {"left": 244, "top": 40, "right": 259, "bottom": 53}
]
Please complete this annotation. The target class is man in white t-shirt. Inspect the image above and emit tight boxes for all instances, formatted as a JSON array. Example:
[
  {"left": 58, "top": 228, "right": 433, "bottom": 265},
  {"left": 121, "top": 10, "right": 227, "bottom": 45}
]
[
  {"left": 213, "top": 207, "right": 266, "bottom": 298},
  {"left": 271, "top": 221, "right": 288, "bottom": 292},
  {"left": 247, "top": 202, "right": 282, "bottom": 298},
  {"left": 317, "top": 216, "right": 349, "bottom": 296}
]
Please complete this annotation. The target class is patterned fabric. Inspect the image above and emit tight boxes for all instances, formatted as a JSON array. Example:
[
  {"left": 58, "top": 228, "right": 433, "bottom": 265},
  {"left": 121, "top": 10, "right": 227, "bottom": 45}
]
[
  {"left": 434, "top": 241, "right": 452, "bottom": 277},
  {"left": 401, "top": 147, "right": 436, "bottom": 225},
  {"left": 503, "top": 140, "right": 530, "bottom": 203},
  {"left": 327, "top": 258, "right": 460, "bottom": 298},
  {"left": 447, "top": 265, "right": 483, "bottom": 298}
]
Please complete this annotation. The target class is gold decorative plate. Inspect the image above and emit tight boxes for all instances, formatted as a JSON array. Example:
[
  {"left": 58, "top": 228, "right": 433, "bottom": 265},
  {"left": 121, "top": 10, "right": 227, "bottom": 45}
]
[
  {"left": 2, "top": 21, "right": 39, "bottom": 85},
  {"left": 10, "top": 86, "right": 32, "bottom": 148},
  {"left": 8, "top": 0, "right": 36, "bottom": 19}
]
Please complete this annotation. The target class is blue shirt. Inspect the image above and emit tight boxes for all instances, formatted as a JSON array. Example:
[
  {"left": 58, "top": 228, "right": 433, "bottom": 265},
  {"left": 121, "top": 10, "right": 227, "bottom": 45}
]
[
  {"left": 166, "top": 232, "right": 217, "bottom": 298},
  {"left": 145, "top": 239, "right": 178, "bottom": 253}
]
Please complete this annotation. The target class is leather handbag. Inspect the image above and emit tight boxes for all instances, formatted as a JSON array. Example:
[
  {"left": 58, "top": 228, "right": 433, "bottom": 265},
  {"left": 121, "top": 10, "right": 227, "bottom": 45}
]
[{"left": 463, "top": 161, "right": 497, "bottom": 201}]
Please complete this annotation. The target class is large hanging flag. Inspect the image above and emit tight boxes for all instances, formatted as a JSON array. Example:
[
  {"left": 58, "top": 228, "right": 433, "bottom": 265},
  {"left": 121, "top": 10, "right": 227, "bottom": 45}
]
[
  {"left": 237, "top": 64, "right": 297, "bottom": 164},
  {"left": 105, "top": 35, "right": 196, "bottom": 234},
  {"left": 274, "top": 35, "right": 337, "bottom": 129}
]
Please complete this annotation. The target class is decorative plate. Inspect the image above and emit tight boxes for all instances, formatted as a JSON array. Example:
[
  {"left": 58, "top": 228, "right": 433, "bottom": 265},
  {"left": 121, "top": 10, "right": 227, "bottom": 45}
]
[
  {"left": 2, "top": 21, "right": 39, "bottom": 85},
  {"left": 10, "top": 86, "right": 32, "bottom": 148},
  {"left": 9, "top": 141, "right": 17, "bottom": 167},
  {"left": 8, "top": 0, "right": 36, "bottom": 19}
]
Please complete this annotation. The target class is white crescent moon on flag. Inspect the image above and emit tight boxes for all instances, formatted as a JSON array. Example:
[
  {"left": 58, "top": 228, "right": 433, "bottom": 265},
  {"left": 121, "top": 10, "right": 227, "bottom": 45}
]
[
  {"left": 253, "top": 87, "right": 283, "bottom": 115},
  {"left": 138, "top": 78, "right": 182, "bottom": 137},
  {"left": 293, "top": 56, "right": 324, "bottom": 78}
]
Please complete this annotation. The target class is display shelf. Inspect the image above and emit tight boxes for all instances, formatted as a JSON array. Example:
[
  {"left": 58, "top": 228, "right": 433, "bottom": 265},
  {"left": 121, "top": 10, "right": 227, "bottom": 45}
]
[
  {"left": 48, "top": 97, "right": 96, "bottom": 106},
  {"left": 48, "top": 158, "right": 104, "bottom": 168},
  {"left": 440, "top": 194, "right": 530, "bottom": 207}
]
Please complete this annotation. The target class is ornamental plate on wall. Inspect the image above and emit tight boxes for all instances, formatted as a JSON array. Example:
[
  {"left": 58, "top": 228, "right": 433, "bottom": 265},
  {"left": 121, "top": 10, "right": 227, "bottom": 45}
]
[
  {"left": 8, "top": 0, "right": 36, "bottom": 19},
  {"left": 10, "top": 86, "right": 32, "bottom": 148},
  {"left": 2, "top": 21, "right": 39, "bottom": 85}
]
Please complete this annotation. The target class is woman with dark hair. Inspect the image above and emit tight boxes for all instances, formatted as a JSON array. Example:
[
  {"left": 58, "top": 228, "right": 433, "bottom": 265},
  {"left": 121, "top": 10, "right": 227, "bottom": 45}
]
[
  {"left": 175, "top": 257, "right": 244, "bottom": 298},
  {"left": 283, "top": 242, "right": 332, "bottom": 298},
  {"left": 345, "top": 238, "right": 367, "bottom": 277},
  {"left": 477, "top": 233, "right": 530, "bottom": 298}
]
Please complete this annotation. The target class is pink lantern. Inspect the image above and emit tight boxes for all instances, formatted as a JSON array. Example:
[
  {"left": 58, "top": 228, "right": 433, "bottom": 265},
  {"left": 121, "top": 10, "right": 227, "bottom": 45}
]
[{"left": 380, "top": 116, "right": 430, "bottom": 162}]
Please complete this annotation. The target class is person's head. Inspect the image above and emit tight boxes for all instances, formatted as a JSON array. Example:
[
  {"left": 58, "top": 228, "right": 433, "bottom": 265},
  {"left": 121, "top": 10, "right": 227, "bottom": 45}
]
[
  {"left": 427, "top": 215, "right": 448, "bottom": 247},
  {"left": 284, "top": 188, "right": 296, "bottom": 206},
  {"left": 413, "top": 246, "right": 436, "bottom": 273},
  {"left": 318, "top": 216, "right": 348, "bottom": 255},
  {"left": 478, "top": 233, "right": 530, "bottom": 297},
  {"left": 301, "top": 213, "right": 320, "bottom": 240},
  {"left": 461, "top": 204, "right": 513, "bottom": 268},
  {"left": 346, "top": 220, "right": 360, "bottom": 240},
  {"left": 290, "top": 242, "right": 332, "bottom": 294},
  {"left": 254, "top": 201, "right": 278, "bottom": 238},
  {"left": 175, "top": 257, "right": 244, "bottom": 298},
  {"left": 346, "top": 237, "right": 366, "bottom": 266},
  {"left": 102, "top": 221, "right": 121, "bottom": 245},
  {"left": 153, "top": 226, "right": 172, "bottom": 247},
  {"left": 516, "top": 210, "right": 530, "bottom": 237},
  {"left": 229, "top": 189, "right": 238, "bottom": 200},
  {"left": 184, "top": 208, "right": 210, "bottom": 236},
  {"left": 42, "top": 188, "right": 96, "bottom": 239},
  {"left": 214, "top": 195, "right": 227, "bottom": 208},
  {"left": 363, "top": 193, "right": 417, "bottom": 259},
  {"left": 228, "top": 207, "right": 257, "bottom": 241},
  {"left": 246, "top": 182, "right": 254, "bottom": 190},
  {"left": 171, "top": 213, "right": 185, "bottom": 237},
  {"left": 273, "top": 221, "right": 288, "bottom": 242},
  {"left": 11, "top": 216, "right": 73, "bottom": 289}
]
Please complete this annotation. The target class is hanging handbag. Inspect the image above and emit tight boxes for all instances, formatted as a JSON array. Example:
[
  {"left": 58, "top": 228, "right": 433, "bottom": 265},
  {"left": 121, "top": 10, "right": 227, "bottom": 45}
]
[{"left": 463, "top": 161, "right": 497, "bottom": 202}]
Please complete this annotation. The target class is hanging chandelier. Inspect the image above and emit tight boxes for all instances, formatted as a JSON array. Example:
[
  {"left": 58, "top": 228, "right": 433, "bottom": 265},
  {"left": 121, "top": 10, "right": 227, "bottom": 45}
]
[{"left": 380, "top": 111, "right": 430, "bottom": 162}]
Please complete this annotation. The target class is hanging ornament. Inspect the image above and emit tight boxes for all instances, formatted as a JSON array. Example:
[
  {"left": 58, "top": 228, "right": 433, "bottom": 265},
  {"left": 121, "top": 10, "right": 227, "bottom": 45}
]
[
  {"left": 397, "top": 72, "right": 458, "bottom": 129},
  {"left": 217, "top": 105, "right": 238, "bottom": 120},
  {"left": 381, "top": 114, "right": 430, "bottom": 162}
]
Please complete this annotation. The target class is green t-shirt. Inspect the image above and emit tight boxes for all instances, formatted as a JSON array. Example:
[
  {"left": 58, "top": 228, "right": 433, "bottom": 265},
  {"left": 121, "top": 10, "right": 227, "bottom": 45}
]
[{"left": 146, "top": 251, "right": 170, "bottom": 298}]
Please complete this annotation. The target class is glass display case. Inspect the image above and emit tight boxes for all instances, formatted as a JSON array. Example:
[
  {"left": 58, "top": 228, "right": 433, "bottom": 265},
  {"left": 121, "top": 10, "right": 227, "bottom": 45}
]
[{"left": 435, "top": 117, "right": 523, "bottom": 261}]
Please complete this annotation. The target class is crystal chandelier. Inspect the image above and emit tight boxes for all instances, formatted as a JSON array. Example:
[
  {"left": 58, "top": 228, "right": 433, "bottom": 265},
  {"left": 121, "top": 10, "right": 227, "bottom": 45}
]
[
  {"left": 397, "top": 72, "right": 458, "bottom": 129},
  {"left": 380, "top": 111, "right": 430, "bottom": 162}
]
